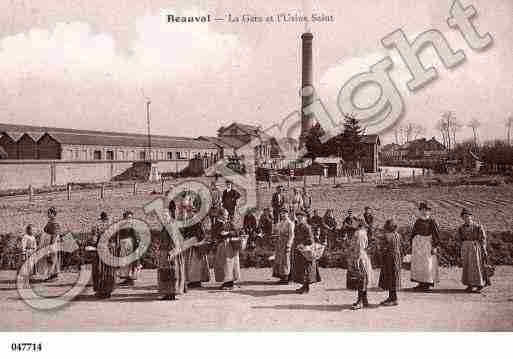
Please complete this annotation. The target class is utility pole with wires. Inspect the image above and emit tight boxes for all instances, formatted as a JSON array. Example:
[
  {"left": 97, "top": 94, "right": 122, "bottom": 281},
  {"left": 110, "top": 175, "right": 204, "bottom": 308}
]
[{"left": 146, "top": 99, "right": 152, "bottom": 160}]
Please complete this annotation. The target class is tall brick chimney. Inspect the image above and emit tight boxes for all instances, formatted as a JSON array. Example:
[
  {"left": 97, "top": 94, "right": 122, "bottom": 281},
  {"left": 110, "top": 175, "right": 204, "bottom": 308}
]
[{"left": 300, "top": 32, "right": 314, "bottom": 146}]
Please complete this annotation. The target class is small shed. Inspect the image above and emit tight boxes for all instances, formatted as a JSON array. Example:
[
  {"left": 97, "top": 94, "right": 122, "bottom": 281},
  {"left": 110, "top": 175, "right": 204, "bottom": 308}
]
[{"left": 315, "top": 157, "right": 343, "bottom": 177}]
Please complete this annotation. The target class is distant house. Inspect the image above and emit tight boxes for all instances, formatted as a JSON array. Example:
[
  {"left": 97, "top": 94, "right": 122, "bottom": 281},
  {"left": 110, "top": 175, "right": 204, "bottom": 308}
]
[
  {"left": 200, "top": 122, "right": 298, "bottom": 168},
  {"left": 382, "top": 137, "right": 447, "bottom": 161}
]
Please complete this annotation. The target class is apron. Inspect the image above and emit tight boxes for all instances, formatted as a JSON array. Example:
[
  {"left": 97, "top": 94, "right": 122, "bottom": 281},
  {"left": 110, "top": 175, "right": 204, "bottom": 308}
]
[{"left": 411, "top": 234, "right": 439, "bottom": 285}]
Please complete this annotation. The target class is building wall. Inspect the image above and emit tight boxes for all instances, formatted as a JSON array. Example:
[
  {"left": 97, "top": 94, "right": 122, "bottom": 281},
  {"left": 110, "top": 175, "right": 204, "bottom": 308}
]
[
  {"left": 37, "top": 134, "right": 61, "bottom": 159},
  {"left": 17, "top": 134, "right": 38, "bottom": 160},
  {"left": 0, "top": 135, "right": 18, "bottom": 159},
  {"left": 0, "top": 159, "right": 199, "bottom": 190}
]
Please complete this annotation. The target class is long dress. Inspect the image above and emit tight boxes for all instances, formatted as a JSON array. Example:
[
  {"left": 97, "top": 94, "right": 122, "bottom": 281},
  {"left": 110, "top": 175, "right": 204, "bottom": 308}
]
[
  {"left": 117, "top": 226, "right": 141, "bottom": 280},
  {"left": 182, "top": 221, "right": 211, "bottom": 284},
  {"left": 346, "top": 228, "right": 374, "bottom": 291},
  {"left": 378, "top": 232, "right": 402, "bottom": 290},
  {"left": 213, "top": 219, "right": 240, "bottom": 283},
  {"left": 457, "top": 222, "right": 490, "bottom": 287},
  {"left": 158, "top": 227, "right": 186, "bottom": 296},
  {"left": 39, "top": 219, "right": 61, "bottom": 279},
  {"left": 91, "top": 221, "right": 116, "bottom": 296},
  {"left": 410, "top": 217, "right": 440, "bottom": 286},
  {"left": 290, "top": 221, "right": 321, "bottom": 284},
  {"left": 19, "top": 234, "right": 37, "bottom": 283},
  {"left": 272, "top": 218, "right": 295, "bottom": 280}
]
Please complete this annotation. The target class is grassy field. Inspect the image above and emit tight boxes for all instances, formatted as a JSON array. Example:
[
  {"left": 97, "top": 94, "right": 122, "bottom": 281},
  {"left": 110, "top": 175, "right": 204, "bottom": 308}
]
[{"left": 1, "top": 176, "right": 513, "bottom": 238}]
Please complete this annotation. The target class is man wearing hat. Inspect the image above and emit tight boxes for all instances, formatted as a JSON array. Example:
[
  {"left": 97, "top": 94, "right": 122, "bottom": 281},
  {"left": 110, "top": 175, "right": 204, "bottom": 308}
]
[
  {"left": 342, "top": 209, "right": 359, "bottom": 241},
  {"left": 271, "top": 185, "right": 286, "bottom": 224},
  {"left": 222, "top": 180, "right": 241, "bottom": 221},
  {"left": 290, "top": 210, "right": 321, "bottom": 293},
  {"left": 363, "top": 206, "right": 374, "bottom": 240},
  {"left": 410, "top": 202, "right": 441, "bottom": 291},
  {"left": 457, "top": 208, "right": 491, "bottom": 293}
]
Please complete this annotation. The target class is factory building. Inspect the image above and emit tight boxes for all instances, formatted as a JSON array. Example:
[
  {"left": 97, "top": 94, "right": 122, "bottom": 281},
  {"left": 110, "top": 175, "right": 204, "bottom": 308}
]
[{"left": 0, "top": 123, "right": 220, "bottom": 162}]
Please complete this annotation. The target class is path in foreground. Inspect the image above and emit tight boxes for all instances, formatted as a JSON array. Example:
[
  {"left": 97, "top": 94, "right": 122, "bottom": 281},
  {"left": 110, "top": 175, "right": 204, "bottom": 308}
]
[{"left": 1, "top": 267, "right": 512, "bottom": 331}]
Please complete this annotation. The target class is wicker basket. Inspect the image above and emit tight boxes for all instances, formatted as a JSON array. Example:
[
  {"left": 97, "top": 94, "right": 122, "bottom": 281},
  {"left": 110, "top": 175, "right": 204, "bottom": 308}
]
[
  {"left": 230, "top": 235, "right": 248, "bottom": 251},
  {"left": 299, "top": 243, "right": 325, "bottom": 261}
]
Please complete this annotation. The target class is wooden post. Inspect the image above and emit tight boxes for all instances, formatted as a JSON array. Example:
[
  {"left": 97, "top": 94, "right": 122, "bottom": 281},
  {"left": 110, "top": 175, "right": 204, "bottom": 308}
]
[
  {"left": 319, "top": 174, "right": 322, "bottom": 185},
  {"left": 100, "top": 183, "right": 105, "bottom": 200},
  {"left": 67, "top": 183, "right": 71, "bottom": 200},
  {"left": 161, "top": 178, "right": 165, "bottom": 194},
  {"left": 133, "top": 182, "right": 137, "bottom": 195},
  {"left": 333, "top": 174, "right": 336, "bottom": 185},
  {"left": 28, "top": 185, "right": 33, "bottom": 202},
  {"left": 379, "top": 171, "right": 383, "bottom": 183},
  {"left": 412, "top": 169, "right": 415, "bottom": 179},
  {"left": 397, "top": 171, "right": 400, "bottom": 180}
]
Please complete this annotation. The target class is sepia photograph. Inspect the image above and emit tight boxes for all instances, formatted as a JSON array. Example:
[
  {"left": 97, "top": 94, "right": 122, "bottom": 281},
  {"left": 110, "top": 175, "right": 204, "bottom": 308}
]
[{"left": 0, "top": 0, "right": 512, "bottom": 356}]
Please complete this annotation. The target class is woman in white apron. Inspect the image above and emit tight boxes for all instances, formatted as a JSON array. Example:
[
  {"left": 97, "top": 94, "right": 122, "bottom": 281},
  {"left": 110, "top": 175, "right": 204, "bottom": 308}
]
[{"left": 410, "top": 202, "right": 441, "bottom": 291}]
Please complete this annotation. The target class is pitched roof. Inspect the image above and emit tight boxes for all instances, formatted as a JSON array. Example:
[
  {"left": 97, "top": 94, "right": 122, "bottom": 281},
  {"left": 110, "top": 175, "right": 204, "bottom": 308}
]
[
  {"left": 0, "top": 123, "right": 217, "bottom": 150},
  {"left": 43, "top": 132, "right": 217, "bottom": 149},
  {"left": 218, "top": 122, "right": 261, "bottom": 136}
]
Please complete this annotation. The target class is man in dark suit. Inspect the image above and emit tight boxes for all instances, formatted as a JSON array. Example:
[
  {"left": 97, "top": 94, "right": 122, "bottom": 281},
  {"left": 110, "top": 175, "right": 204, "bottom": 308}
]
[
  {"left": 222, "top": 180, "right": 241, "bottom": 220},
  {"left": 271, "top": 185, "right": 286, "bottom": 224}
]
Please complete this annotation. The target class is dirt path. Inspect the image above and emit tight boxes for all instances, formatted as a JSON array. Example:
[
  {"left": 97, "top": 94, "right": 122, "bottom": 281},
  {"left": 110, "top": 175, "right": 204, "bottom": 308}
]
[{"left": 1, "top": 267, "right": 512, "bottom": 331}]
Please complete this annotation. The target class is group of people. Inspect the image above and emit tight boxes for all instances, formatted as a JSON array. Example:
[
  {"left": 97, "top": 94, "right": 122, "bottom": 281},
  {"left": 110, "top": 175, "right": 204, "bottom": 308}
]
[{"left": 16, "top": 181, "right": 493, "bottom": 310}]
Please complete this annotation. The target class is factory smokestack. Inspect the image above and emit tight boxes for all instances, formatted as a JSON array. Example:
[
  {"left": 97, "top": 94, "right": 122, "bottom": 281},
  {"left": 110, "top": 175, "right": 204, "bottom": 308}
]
[{"left": 300, "top": 31, "right": 314, "bottom": 146}]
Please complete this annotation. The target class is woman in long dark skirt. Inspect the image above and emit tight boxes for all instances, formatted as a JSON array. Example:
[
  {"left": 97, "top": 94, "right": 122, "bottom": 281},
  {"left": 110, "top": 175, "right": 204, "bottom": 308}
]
[
  {"left": 90, "top": 211, "right": 117, "bottom": 299},
  {"left": 378, "top": 219, "right": 402, "bottom": 306},
  {"left": 290, "top": 210, "right": 321, "bottom": 294}
]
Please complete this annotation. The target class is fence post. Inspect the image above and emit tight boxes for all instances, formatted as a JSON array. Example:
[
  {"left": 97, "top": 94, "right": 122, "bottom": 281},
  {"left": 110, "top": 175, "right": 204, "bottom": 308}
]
[
  {"left": 133, "top": 182, "right": 137, "bottom": 195},
  {"left": 67, "top": 183, "right": 71, "bottom": 200},
  {"left": 28, "top": 185, "right": 34, "bottom": 202},
  {"left": 100, "top": 183, "right": 105, "bottom": 200},
  {"left": 397, "top": 171, "right": 400, "bottom": 181},
  {"left": 161, "top": 178, "right": 165, "bottom": 194}
]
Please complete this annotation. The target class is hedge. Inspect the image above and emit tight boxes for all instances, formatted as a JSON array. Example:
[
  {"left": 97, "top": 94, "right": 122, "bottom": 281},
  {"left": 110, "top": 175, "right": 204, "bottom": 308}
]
[{"left": 1, "top": 227, "right": 512, "bottom": 270}]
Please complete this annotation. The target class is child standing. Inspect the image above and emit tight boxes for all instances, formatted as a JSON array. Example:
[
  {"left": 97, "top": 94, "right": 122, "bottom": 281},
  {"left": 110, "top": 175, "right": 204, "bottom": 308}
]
[
  {"left": 378, "top": 219, "right": 402, "bottom": 306},
  {"left": 19, "top": 224, "right": 37, "bottom": 288}
]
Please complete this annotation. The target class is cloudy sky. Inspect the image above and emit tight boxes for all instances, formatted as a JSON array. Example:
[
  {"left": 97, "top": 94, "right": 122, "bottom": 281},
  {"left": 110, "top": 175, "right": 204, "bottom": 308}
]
[{"left": 0, "top": 0, "right": 511, "bottom": 144}]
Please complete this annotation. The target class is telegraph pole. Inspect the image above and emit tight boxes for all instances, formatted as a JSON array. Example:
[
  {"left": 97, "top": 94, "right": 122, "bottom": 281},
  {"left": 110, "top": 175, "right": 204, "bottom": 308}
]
[{"left": 146, "top": 100, "right": 152, "bottom": 160}]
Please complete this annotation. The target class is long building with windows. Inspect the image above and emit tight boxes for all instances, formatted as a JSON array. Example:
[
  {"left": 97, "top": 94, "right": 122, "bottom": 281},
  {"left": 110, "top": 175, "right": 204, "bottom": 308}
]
[{"left": 0, "top": 123, "right": 220, "bottom": 162}]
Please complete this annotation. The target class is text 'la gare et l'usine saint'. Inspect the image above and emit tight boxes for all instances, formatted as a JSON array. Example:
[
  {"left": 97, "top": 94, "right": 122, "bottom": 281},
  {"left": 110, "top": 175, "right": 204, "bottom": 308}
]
[{"left": 166, "top": 13, "right": 335, "bottom": 23}]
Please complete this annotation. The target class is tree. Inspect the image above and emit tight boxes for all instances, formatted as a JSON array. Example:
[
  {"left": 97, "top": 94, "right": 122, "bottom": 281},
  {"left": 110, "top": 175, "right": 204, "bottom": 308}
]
[
  {"left": 437, "top": 111, "right": 461, "bottom": 150},
  {"left": 334, "top": 114, "right": 365, "bottom": 163},
  {"left": 467, "top": 118, "right": 481, "bottom": 147}
]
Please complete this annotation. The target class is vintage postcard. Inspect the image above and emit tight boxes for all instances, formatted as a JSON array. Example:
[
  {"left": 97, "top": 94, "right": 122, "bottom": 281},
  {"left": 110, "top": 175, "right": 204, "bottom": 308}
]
[{"left": 0, "top": 0, "right": 512, "bottom": 353}]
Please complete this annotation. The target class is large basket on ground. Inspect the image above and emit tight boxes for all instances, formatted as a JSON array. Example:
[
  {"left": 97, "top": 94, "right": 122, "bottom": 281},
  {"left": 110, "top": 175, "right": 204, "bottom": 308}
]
[
  {"left": 230, "top": 235, "right": 248, "bottom": 251},
  {"left": 299, "top": 243, "right": 326, "bottom": 261}
]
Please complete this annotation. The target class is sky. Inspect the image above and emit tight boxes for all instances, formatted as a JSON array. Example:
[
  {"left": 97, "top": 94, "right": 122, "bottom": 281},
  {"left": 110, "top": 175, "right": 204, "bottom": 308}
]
[{"left": 0, "top": 0, "right": 511, "bottom": 144}]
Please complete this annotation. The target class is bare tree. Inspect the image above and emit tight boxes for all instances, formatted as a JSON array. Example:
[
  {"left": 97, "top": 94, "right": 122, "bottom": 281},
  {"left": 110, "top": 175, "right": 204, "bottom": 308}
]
[
  {"left": 437, "top": 112, "right": 452, "bottom": 149},
  {"left": 506, "top": 116, "right": 513, "bottom": 146},
  {"left": 467, "top": 118, "right": 481, "bottom": 146}
]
